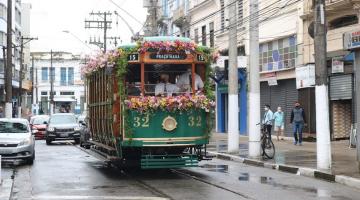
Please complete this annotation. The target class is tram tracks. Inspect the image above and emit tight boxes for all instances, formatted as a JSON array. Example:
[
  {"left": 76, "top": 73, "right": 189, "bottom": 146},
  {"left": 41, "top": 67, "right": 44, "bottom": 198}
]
[{"left": 72, "top": 142, "right": 254, "bottom": 200}]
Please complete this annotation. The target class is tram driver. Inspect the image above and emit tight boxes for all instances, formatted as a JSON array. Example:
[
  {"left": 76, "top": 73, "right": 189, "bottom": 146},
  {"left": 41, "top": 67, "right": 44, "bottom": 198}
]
[
  {"left": 177, "top": 68, "right": 204, "bottom": 93},
  {"left": 155, "top": 73, "right": 179, "bottom": 97}
]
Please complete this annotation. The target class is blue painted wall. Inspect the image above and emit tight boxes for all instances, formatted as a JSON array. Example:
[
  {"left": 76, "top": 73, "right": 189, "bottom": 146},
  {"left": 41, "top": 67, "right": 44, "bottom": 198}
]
[{"left": 216, "top": 69, "right": 247, "bottom": 135}]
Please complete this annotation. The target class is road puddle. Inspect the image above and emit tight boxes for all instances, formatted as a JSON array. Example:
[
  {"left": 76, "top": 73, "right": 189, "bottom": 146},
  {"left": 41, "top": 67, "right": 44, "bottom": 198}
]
[
  {"left": 200, "top": 164, "right": 228, "bottom": 173},
  {"left": 237, "top": 172, "right": 350, "bottom": 198}
]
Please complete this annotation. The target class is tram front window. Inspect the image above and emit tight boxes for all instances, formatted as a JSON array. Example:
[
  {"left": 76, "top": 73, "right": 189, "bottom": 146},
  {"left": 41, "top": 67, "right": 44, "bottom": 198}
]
[
  {"left": 126, "top": 64, "right": 205, "bottom": 97},
  {"left": 144, "top": 64, "right": 204, "bottom": 96}
]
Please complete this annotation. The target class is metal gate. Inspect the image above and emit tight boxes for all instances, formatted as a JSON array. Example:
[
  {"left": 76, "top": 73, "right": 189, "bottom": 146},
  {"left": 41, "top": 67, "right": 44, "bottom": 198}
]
[{"left": 260, "top": 79, "right": 298, "bottom": 136}]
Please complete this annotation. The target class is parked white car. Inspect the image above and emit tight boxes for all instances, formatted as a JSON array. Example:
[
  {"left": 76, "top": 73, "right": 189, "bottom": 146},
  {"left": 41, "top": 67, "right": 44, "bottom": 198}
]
[{"left": 0, "top": 118, "right": 35, "bottom": 164}]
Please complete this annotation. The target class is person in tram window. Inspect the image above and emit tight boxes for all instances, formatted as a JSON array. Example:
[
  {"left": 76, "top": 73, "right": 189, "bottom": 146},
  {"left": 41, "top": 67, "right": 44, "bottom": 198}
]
[
  {"left": 155, "top": 73, "right": 179, "bottom": 97},
  {"left": 177, "top": 68, "right": 204, "bottom": 93},
  {"left": 126, "top": 82, "right": 141, "bottom": 96}
]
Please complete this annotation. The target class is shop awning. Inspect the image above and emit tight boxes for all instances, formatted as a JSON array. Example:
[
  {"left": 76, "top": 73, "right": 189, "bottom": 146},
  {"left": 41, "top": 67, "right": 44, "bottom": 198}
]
[{"left": 53, "top": 97, "right": 77, "bottom": 102}]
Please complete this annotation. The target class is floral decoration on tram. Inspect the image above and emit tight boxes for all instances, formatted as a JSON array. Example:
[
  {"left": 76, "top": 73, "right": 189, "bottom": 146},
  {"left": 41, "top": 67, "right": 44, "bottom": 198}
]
[{"left": 125, "top": 94, "right": 215, "bottom": 113}]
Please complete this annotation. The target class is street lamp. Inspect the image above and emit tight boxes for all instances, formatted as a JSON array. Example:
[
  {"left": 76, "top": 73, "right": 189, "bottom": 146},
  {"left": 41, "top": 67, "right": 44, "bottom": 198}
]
[{"left": 62, "top": 30, "right": 94, "bottom": 50}]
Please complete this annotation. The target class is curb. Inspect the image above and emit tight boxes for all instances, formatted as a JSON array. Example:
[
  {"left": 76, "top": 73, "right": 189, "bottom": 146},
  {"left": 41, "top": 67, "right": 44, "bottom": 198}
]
[
  {"left": 207, "top": 151, "right": 360, "bottom": 190},
  {"left": 0, "top": 179, "right": 13, "bottom": 200}
]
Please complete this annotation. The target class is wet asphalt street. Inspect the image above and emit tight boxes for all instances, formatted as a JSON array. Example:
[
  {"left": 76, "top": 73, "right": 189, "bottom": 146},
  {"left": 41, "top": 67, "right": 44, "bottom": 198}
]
[{"left": 5, "top": 140, "right": 360, "bottom": 200}]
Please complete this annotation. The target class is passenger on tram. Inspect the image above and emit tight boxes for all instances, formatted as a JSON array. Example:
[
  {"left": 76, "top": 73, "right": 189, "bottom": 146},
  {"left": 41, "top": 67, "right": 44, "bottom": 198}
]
[
  {"left": 177, "top": 69, "right": 204, "bottom": 93},
  {"left": 155, "top": 73, "right": 179, "bottom": 97}
]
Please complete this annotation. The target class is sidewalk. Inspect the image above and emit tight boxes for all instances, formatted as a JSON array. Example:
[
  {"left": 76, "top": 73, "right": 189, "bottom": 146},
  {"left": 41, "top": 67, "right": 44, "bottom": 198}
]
[{"left": 208, "top": 132, "right": 360, "bottom": 181}]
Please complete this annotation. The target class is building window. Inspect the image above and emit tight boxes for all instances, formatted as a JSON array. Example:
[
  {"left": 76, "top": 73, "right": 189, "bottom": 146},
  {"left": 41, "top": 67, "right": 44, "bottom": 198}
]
[
  {"left": 0, "top": 59, "right": 3, "bottom": 73},
  {"left": 194, "top": 28, "right": 199, "bottom": 44},
  {"left": 41, "top": 91, "right": 47, "bottom": 96},
  {"left": 15, "top": 7, "right": 21, "bottom": 25},
  {"left": 60, "top": 91, "right": 75, "bottom": 95},
  {"left": 41, "top": 67, "right": 48, "bottom": 81},
  {"left": 238, "top": 0, "right": 243, "bottom": 26},
  {"left": 60, "top": 67, "right": 67, "bottom": 86},
  {"left": 68, "top": 67, "right": 74, "bottom": 85},
  {"left": 162, "top": 0, "right": 168, "bottom": 17},
  {"left": 259, "top": 36, "right": 297, "bottom": 72},
  {"left": 201, "top": 25, "right": 206, "bottom": 46},
  {"left": 329, "top": 15, "right": 358, "bottom": 30},
  {"left": 0, "top": 31, "right": 5, "bottom": 46},
  {"left": 209, "top": 22, "right": 214, "bottom": 48},
  {"left": 220, "top": 0, "right": 225, "bottom": 32},
  {"left": 0, "top": 4, "right": 6, "bottom": 20}
]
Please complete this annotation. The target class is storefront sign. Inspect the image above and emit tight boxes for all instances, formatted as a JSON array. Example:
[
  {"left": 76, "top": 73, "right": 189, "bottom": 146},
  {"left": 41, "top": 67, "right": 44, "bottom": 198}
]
[
  {"left": 332, "top": 56, "right": 344, "bottom": 73},
  {"left": 217, "top": 84, "right": 241, "bottom": 93},
  {"left": 344, "top": 31, "right": 360, "bottom": 50},
  {"left": 296, "top": 64, "right": 315, "bottom": 89},
  {"left": 149, "top": 53, "right": 187, "bottom": 60},
  {"left": 264, "top": 72, "right": 277, "bottom": 86}
]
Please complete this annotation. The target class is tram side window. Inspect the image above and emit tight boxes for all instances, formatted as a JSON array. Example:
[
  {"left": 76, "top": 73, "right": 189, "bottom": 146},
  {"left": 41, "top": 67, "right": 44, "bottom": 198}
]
[
  {"left": 126, "top": 64, "right": 141, "bottom": 96},
  {"left": 144, "top": 64, "right": 204, "bottom": 96}
]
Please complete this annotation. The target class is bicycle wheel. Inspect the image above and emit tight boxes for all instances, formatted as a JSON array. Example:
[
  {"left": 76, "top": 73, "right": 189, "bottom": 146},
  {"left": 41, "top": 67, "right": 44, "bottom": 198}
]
[{"left": 263, "top": 137, "right": 275, "bottom": 159}]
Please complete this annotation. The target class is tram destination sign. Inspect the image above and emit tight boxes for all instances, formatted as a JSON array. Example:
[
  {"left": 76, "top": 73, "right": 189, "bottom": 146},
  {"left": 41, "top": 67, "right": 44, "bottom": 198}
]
[
  {"left": 149, "top": 53, "right": 187, "bottom": 60},
  {"left": 344, "top": 30, "right": 360, "bottom": 50}
]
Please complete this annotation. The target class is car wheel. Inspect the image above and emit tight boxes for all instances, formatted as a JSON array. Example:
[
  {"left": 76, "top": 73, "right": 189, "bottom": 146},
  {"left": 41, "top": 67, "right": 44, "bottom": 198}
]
[
  {"left": 27, "top": 153, "right": 35, "bottom": 165},
  {"left": 75, "top": 138, "right": 80, "bottom": 144},
  {"left": 46, "top": 139, "right": 52, "bottom": 145}
]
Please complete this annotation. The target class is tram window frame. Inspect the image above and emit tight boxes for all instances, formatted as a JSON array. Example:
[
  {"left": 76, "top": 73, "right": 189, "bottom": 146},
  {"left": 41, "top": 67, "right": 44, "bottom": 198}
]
[{"left": 125, "top": 64, "right": 141, "bottom": 96}]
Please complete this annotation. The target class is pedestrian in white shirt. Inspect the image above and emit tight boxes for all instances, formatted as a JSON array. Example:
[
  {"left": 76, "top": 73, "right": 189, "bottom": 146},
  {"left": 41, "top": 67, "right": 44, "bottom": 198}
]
[
  {"left": 155, "top": 73, "right": 179, "bottom": 97},
  {"left": 177, "top": 69, "right": 204, "bottom": 93}
]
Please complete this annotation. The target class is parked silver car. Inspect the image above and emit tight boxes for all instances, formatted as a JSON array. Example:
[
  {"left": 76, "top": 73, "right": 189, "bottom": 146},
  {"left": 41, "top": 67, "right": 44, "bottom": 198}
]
[{"left": 0, "top": 118, "right": 35, "bottom": 164}]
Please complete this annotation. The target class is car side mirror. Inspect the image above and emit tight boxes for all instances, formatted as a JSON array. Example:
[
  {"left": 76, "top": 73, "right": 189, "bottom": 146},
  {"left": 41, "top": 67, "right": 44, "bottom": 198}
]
[
  {"left": 43, "top": 121, "right": 48, "bottom": 125},
  {"left": 80, "top": 121, "right": 87, "bottom": 126}
]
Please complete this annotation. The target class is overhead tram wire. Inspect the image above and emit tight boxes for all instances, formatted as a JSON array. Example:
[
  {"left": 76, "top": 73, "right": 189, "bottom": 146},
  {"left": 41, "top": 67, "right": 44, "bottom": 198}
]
[{"left": 108, "top": 0, "right": 144, "bottom": 25}]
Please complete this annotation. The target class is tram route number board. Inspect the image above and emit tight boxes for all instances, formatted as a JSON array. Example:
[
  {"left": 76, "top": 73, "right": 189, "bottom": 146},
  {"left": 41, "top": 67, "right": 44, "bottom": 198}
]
[{"left": 128, "top": 54, "right": 139, "bottom": 62}]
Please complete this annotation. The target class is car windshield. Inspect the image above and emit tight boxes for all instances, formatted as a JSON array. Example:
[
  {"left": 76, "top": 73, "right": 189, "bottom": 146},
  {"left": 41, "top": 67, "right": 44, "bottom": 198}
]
[
  {"left": 0, "top": 121, "right": 29, "bottom": 133},
  {"left": 32, "top": 117, "right": 49, "bottom": 125},
  {"left": 50, "top": 115, "right": 77, "bottom": 125}
]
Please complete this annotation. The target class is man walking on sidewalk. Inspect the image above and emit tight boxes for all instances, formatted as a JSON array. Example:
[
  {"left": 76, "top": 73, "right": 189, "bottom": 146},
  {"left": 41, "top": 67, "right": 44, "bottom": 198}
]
[
  {"left": 262, "top": 104, "right": 274, "bottom": 140},
  {"left": 290, "top": 102, "right": 306, "bottom": 145}
]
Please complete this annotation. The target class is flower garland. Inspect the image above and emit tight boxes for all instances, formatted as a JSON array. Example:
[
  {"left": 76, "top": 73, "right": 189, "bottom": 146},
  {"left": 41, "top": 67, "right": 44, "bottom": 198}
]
[
  {"left": 125, "top": 95, "right": 215, "bottom": 113},
  {"left": 81, "top": 40, "right": 219, "bottom": 76},
  {"left": 138, "top": 40, "right": 197, "bottom": 54}
]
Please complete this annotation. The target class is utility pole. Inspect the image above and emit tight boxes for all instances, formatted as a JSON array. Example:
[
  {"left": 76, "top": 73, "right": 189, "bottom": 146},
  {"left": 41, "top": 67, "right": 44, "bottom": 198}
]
[
  {"left": 314, "top": 0, "right": 331, "bottom": 170},
  {"left": 18, "top": 37, "right": 38, "bottom": 116},
  {"left": 50, "top": 50, "right": 54, "bottom": 115},
  {"left": 31, "top": 56, "right": 34, "bottom": 105},
  {"left": 248, "top": 0, "right": 261, "bottom": 158},
  {"left": 107, "top": 36, "right": 121, "bottom": 47},
  {"left": 85, "top": 11, "right": 112, "bottom": 53},
  {"left": 227, "top": 0, "right": 239, "bottom": 153},
  {"left": 5, "top": 0, "right": 12, "bottom": 118}
]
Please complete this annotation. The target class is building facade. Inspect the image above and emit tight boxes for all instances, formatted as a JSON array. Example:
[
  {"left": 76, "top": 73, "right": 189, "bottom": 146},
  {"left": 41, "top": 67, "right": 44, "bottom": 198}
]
[
  {"left": 31, "top": 52, "right": 85, "bottom": 115},
  {"left": 0, "top": 0, "right": 27, "bottom": 116},
  {"left": 302, "top": 0, "right": 360, "bottom": 139}
]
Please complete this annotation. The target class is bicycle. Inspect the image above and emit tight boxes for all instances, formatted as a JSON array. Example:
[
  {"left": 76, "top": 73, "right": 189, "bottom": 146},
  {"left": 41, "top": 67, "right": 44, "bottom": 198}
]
[{"left": 259, "top": 123, "right": 275, "bottom": 159}]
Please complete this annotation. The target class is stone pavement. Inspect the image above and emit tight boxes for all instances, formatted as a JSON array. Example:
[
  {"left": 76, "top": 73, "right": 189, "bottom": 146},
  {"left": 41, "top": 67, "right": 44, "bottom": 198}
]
[{"left": 208, "top": 133, "right": 360, "bottom": 179}]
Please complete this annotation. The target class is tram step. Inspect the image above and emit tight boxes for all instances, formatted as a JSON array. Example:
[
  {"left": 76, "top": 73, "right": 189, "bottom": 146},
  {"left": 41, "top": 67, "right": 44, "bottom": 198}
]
[{"left": 141, "top": 154, "right": 198, "bottom": 169}]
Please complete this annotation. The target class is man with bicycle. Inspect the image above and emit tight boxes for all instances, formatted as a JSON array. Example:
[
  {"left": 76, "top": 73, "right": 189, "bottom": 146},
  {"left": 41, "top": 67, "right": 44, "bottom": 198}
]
[{"left": 262, "top": 104, "right": 274, "bottom": 140}]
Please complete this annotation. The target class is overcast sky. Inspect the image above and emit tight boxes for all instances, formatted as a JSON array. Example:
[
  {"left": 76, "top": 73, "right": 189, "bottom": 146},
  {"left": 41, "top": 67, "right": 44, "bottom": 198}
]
[{"left": 23, "top": 0, "right": 147, "bottom": 55}]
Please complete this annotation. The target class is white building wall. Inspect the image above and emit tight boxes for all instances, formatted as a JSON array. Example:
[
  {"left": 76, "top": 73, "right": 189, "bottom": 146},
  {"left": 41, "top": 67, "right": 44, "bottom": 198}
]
[{"left": 33, "top": 53, "right": 85, "bottom": 114}]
